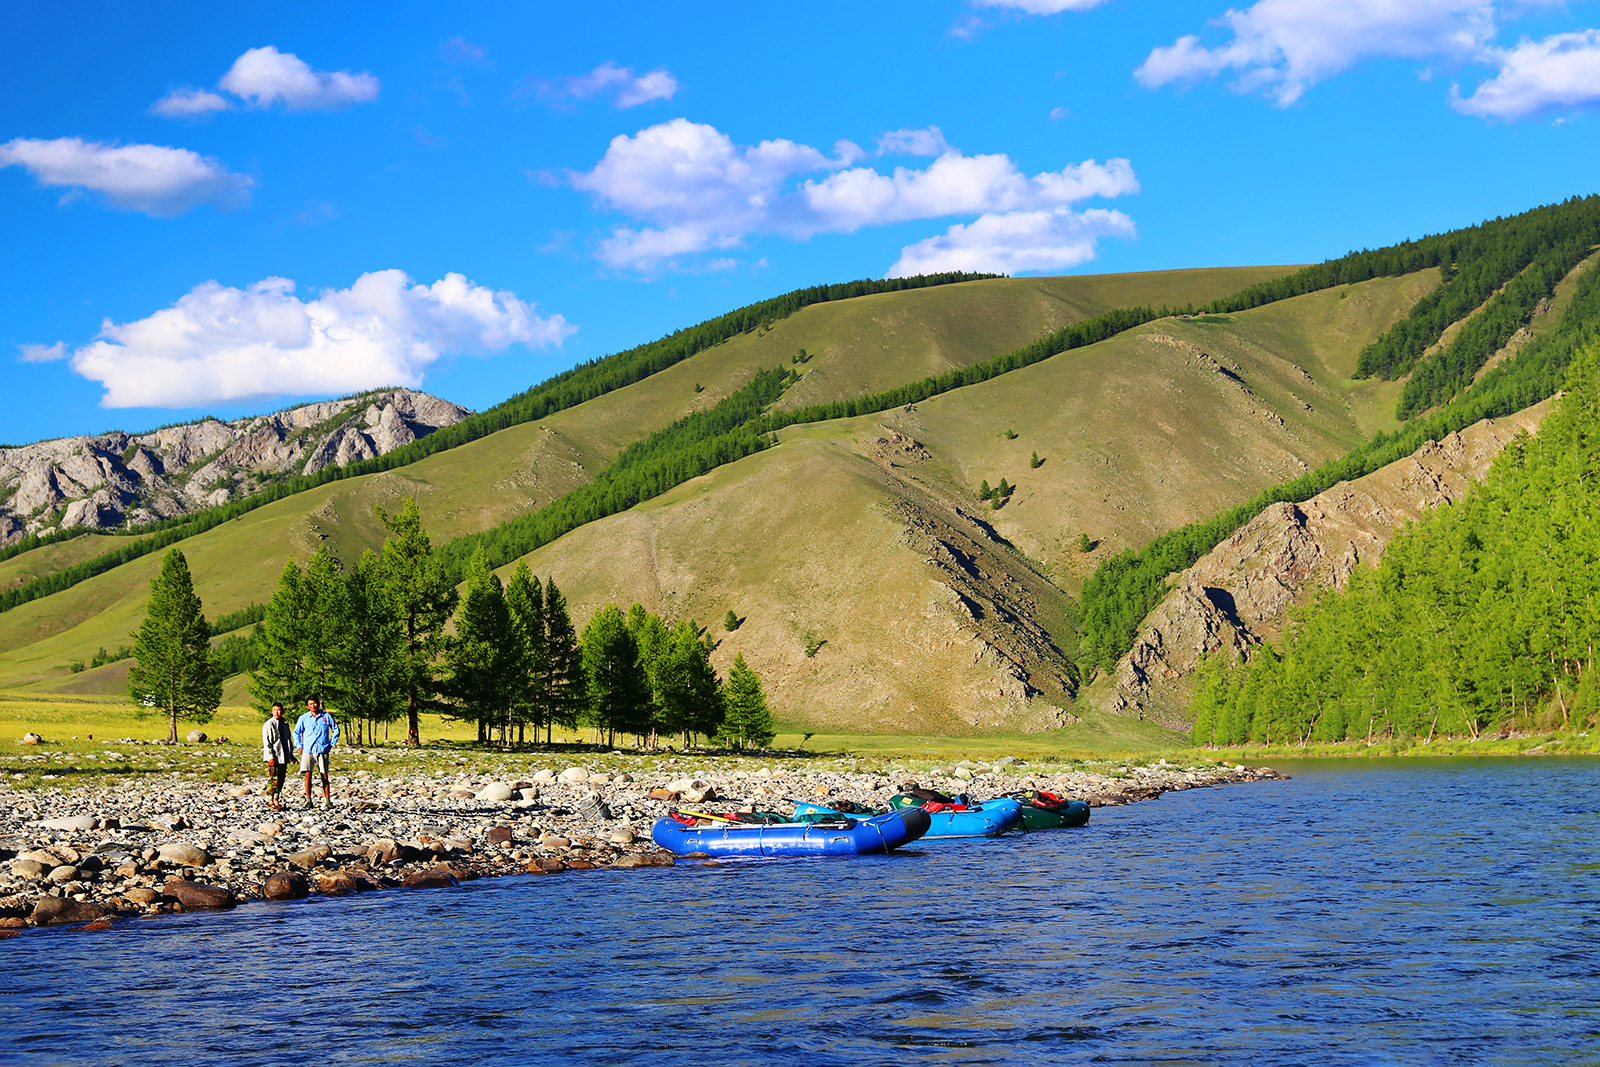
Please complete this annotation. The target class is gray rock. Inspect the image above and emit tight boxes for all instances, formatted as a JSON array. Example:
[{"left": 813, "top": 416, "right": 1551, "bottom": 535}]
[
  {"left": 287, "top": 845, "right": 332, "bottom": 868},
  {"left": 10, "top": 858, "right": 48, "bottom": 879},
  {"left": 157, "top": 842, "right": 212, "bottom": 867},
  {"left": 46, "top": 865, "right": 80, "bottom": 883},
  {"left": 35, "top": 815, "right": 97, "bottom": 832},
  {"left": 575, "top": 793, "right": 613, "bottom": 821},
  {"left": 185, "top": 730, "right": 207, "bottom": 744},
  {"left": 227, "top": 829, "right": 274, "bottom": 846},
  {"left": 530, "top": 769, "right": 555, "bottom": 782},
  {"left": 558, "top": 767, "right": 590, "bottom": 784},
  {"left": 476, "top": 782, "right": 514, "bottom": 802}
]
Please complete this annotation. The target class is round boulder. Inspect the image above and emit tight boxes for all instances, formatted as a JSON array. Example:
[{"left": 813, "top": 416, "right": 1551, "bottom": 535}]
[
  {"left": 476, "top": 781, "right": 514, "bottom": 802},
  {"left": 21, "top": 732, "right": 42, "bottom": 745},
  {"left": 185, "top": 729, "right": 207, "bottom": 744},
  {"left": 31, "top": 897, "right": 108, "bottom": 925},
  {"left": 262, "top": 871, "right": 310, "bottom": 901},
  {"left": 157, "top": 842, "right": 212, "bottom": 867},
  {"left": 558, "top": 767, "right": 590, "bottom": 784}
]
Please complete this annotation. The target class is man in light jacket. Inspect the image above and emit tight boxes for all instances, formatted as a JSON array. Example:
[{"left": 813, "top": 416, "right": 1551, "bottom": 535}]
[
  {"left": 292, "top": 696, "right": 340, "bottom": 809},
  {"left": 261, "top": 702, "right": 294, "bottom": 810}
]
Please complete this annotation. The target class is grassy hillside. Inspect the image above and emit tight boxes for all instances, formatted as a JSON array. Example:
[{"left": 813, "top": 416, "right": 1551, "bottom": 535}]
[
  {"left": 0, "top": 266, "right": 1291, "bottom": 694},
  {"left": 504, "top": 270, "right": 1441, "bottom": 732}
]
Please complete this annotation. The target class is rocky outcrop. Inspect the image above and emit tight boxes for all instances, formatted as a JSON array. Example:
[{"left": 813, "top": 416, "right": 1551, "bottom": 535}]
[
  {"left": 1098, "top": 402, "right": 1551, "bottom": 728},
  {"left": 0, "top": 389, "right": 472, "bottom": 545}
]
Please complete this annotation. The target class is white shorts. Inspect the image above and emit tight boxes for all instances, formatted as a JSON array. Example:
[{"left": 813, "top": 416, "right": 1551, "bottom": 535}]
[{"left": 300, "top": 751, "right": 330, "bottom": 775}]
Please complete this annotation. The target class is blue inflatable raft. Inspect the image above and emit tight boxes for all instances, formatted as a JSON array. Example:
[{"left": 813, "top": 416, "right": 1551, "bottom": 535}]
[
  {"left": 797, "top": 795, "right": 1023, "bottom": 838},
  {"left": 651, "top": 808, "right": 931, "bottom": 858}
]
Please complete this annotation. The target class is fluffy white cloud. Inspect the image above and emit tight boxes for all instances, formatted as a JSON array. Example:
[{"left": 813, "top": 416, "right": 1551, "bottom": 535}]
[
  {"left": 1452, "top": 30, "right": 1600, "bottom": 118},
  {"left": 150, "top": 88, "right": 231, "bottom": 118},
  {"left": 889, "top": 208, "right": 1136, "bottom": 276},
  {"left": 570, "top": 118, "right": 1136, "bottom": 274},
  {"left": 802, "top": 154, "right": 1137, "bottom": 233},
  {"left": 218, "top": 46, "right": 380, "bottom": 110},
  {"left": 61, "top": 271, "right": 573, "bottom": 408},
  {"left": 0, "top": 137, "right": 251, "bottom": 216},
  {"left": 973, "top": 0, "right": 1110, "bottom": 12},
  {"left": 1137, "top": 0, "right": 1498, "bottom": 105}
]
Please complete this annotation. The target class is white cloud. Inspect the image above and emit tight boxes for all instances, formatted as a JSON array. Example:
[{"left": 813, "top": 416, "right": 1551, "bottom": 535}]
[
  {"left": 59, "top": 271, "right": 573, "bottom": 408},
  {"left": 533, "top": 62, "right": 680, "bottom": 109},
  {"left": 1136, "top": 0, "right": 1499, "bottom": 105},
  {"left": 18, "top": 342, "right": 67, "bottom": 363},
  {"left": 973, "top": 0, "right": 1110, "bottom": 12},
  {"left": 150, "top": 88, "right": 231, "bottom": 118},
  {"left": 1452, "top": 30, "right": 1600, "bottom": 118},
  {"left": 442, "top": 37, "right": 490, "bottom": 66},
  {"left": 218, "top": 46, "right": 380, "bottom": 110},
  {"left": 0, "top": 137, "right": 251, "bottom": 216},
  {"left": 889, "top": 207, "right": 1136, "bottom": 276},
  {"left": 569, "top": 118, "right": 1138, "bottom": 274},
  {"left": 876, "top": 126, "right": 951, "bottom": 157}
]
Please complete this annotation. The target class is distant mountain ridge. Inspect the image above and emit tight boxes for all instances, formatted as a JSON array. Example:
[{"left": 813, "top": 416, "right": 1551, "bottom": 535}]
[{"left": 0, "top": 389, "right": 471, "bottom": 545}]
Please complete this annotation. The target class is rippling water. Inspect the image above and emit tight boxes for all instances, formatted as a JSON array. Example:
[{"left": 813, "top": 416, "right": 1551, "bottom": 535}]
[{"left": 4, "top": 758, "right": 1598, "bottom": 1065}]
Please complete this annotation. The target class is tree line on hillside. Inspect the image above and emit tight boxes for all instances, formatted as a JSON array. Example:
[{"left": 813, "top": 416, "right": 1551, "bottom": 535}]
[
  {"left": 1190, "top": 345, "right": 1600, "bottom": 745},
  {"left": 127, "top": 496, "right": 773, "bottom": 750},
  {"left": 1076, "top": 195, "right": 1600, "bottom": 677}
]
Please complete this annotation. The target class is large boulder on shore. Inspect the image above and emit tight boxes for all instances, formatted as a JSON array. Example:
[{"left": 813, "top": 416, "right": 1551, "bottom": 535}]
[
  {"left": 157, "top": 842, "right": 212, "bottom": 867},
  {"left": 262, "top": 872, "right": 310, "bottom": 901},
  {"left": 476, "top": 782, "right": 514, "bottom": 802},
  {"left": 401, "top": 865, "right": 459, "bottom": 889},
  {"left": 162, "top": 879, "right": 236, "bottom": 910},
  {"left": 31, "top": 897, "right": 109, "bottom": 925}
]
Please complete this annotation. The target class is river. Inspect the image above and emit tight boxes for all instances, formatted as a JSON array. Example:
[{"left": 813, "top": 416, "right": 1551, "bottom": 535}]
[{"left": 3, "top": 758, "right": 1596, "bottom": 1065}]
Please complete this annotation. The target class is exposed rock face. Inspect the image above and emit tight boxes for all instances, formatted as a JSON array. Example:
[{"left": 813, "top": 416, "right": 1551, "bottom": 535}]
[
  {"left": 1098, "top": 403, "right": 1551, "bottom": 729},
  {"left": 0, "top": 389, "right": 473, "bottom": 545}
]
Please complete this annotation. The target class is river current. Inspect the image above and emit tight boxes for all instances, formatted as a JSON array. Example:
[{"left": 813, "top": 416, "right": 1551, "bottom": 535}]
[{"left": 2, "top": 758, "right": 1597, "bottom": 1065}]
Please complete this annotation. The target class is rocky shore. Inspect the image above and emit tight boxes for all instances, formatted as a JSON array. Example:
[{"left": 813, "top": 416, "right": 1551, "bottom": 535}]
[{"left": 0, "top": 750, "right": 1284, "bottom": 931}]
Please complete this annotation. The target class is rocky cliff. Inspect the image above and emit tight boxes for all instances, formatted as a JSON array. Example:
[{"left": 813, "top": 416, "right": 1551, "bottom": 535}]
[
  {"left": 0, "top": 389, "right": 472, "bottom": 545},
  {"left": 1094, "top": 401, "right": 1552, "bottom": 729}
]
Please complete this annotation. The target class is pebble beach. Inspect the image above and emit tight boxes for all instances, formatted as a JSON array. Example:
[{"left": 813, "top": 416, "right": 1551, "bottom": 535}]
[{"left": 0, "top": 742, "right": 1285, "bottom": 930}]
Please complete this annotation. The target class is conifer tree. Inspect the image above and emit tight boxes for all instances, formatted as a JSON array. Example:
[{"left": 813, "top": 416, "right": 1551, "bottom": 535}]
[
  {"left": 300, "top": 546, "right": 345, "bottom": 700},
  {"left": 717, "top": 653, "right": 774, "bottom": 749},
  {"left": 248, "top": 560, "right": 311, "bottom": 709},
  {"left": 378, "top": 497, "right": 459, "bottom": 745},
  {"left": 542, "top": 578, "right": 585, "bottom": 743},
  {"left": 504, "top": 561, "right": 546, "bottom": 744},
  {"left": 328, "top": 550, "right": 406, "bottom": 745},
  {"left": 128, "top": 548, "right": 221, "bottom": 744},
  {"left": 655, "top": 620, "right": 725, "bottom": 745},
  {"left": 446, "top": 550, "right": 523, "bottom": 744},
  {"left": 579, "top": 604, "right": 652, "bottom": 747}
]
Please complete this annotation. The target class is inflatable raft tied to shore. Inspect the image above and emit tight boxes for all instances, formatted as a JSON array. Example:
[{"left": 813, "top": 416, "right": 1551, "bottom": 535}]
[
  {"left": 1008, "top": 789, "right": 1092, "bottom": 831},
  {"left": 798, "top": 795, "right": 1025, "bottom": 838},
  {"left": 650, "top": 808, "right": 932, "bottom": 858}
]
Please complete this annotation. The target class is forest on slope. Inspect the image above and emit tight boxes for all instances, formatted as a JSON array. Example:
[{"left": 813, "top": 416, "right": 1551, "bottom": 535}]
[{"left": 1190, "top": 346, "right": 1600, "bottom": 744}]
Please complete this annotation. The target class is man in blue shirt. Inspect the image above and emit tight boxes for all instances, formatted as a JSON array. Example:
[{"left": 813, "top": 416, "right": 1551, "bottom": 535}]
[{"left": 292, "top": 696, "right": 340, "bottom": 809}]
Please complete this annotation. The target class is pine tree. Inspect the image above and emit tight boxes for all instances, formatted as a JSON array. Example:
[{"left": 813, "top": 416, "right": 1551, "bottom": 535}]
[
  {"left": 446, "top": 550, "right": 524, "bottom": 745},
  {"left": 128, "top": 548, "right": 221, "bottom": 744},
  {"left": 248, "top": 560, "right": 311, "bottom": 710},
  {"left": 724, "top": 609, "right": 741, "bottom": 632},
  {"left": 717, "top": 653, "right": 774, "bottom": 750},
  {"left": 504, "top": 561, "right": 546, "bottom": 744},
  {"left": 543, "top": 578, "right": 585, "bottom": 743},
  {"left": 378, "top": 497, "right": 459, "bottom": 745},
  {"left": 579, "top": 604, "right": 652, "bottom": 747},
  {"left": 300, "top": 546, "right": 346, "bottom": 700},
  {"left": 655, "top": 621, "right": 725, "bottom": 745},
  {"left": 328, "top": 550, "right": 407, "bottom": 746}
]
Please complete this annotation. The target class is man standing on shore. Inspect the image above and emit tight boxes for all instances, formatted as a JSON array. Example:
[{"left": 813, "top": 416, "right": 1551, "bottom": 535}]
[
  {"left": 261, "top": 702, "right": 294, "bottom": 810},
  {"left": 293, "top": 696, "right": 340, "bottom": 809}
]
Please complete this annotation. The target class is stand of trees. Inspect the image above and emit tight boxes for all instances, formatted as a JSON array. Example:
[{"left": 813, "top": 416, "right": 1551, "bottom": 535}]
[
  {"left": 232, "top": 496, "right": 772, "bottom": 749},
  {"left": 1191, "top": 345, "right": 1600, "bottom": 745}
]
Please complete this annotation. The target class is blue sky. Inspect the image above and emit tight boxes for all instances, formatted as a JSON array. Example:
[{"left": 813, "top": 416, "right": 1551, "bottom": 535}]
[{"left": 5, "top": 0, "right": 1600, "bottom": 445}]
